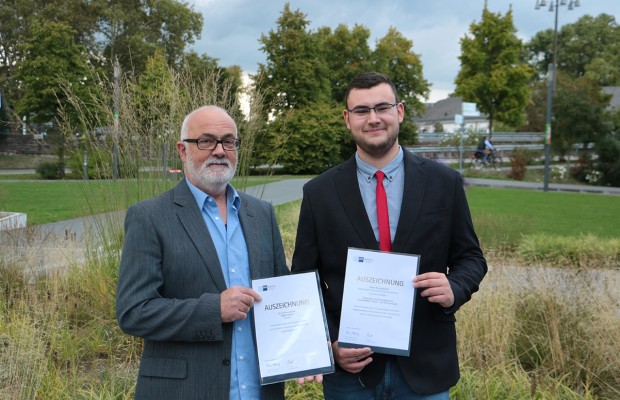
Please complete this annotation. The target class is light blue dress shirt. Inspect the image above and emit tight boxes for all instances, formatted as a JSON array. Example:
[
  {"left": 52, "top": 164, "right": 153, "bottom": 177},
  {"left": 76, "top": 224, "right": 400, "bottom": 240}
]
[
  {"left": 355, "top": 147, "right": 405, "bottom": 246},
  {"left": 186, "top": 178, "right": 260, "bottom": 400}
]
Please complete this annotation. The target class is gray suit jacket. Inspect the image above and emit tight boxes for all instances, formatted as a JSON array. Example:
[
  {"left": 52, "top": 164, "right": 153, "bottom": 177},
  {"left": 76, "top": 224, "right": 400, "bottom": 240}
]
[{"left": 116, "top": 179, "right": 288, "bottom": 400}]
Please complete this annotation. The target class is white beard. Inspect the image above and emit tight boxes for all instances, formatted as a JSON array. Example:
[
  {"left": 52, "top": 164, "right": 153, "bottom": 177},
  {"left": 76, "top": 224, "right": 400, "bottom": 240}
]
[{"left": 186, "top": 153, "right": 237, "bottom": 195}]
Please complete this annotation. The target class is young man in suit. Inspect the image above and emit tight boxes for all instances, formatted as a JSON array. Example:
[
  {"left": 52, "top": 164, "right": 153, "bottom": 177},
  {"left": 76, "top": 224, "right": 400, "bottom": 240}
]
[
  {"left": 116, "top": 106, "right": 290, "bottom": 399},
  {"left": 291, "top": 72, "right": 487, "bottom": 399}
]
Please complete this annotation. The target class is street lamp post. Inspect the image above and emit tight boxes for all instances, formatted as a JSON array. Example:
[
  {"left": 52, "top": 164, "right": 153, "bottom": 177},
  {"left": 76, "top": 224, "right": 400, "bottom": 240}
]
[
  {"left": 535, "top": 0, "right": 580, "bottom": 191},
  {"left": 113, "top": 60, "right": 120, "bottom": 181}
]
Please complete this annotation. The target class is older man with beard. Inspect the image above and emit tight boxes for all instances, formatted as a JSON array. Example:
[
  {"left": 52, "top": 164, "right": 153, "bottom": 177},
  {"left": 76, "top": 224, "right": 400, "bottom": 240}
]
[{"left": 116, "top": 106, "right": 290, "bottom": 400}]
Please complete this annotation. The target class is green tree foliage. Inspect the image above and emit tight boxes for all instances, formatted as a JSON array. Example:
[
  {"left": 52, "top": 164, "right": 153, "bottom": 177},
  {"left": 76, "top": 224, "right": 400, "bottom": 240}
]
[
  {"left": 596, "top": 109, "right": 620, "bottom": 186},
  {"left": 522, "top": 72, "right": 611, "bottom": 160},
  {"left": 132, "top": 50, "right": 176, "bottom": 142},
  {"left": 552, "top": 72, "right": 611, "bottom": 157},
  {"left": 96, "top": 0, "right": 203, "bottom": 75},
  {"left": 14, "top": 21, "right": 97, "bottom": 125},
  {"left": 255, "top": 3, "right": 429, "bottom": 164},
  {"left": 1, "top": 0, "right": 205, "bottom": 133},
  {"left": 256, "top": 102, "right": 351, "bottom": 174},
  {"left": 0, "top": 0, "right": 99, "bottom": 113},
  {"left": 527, "top": 14, "right": 620, "bottom": 85},
  {"left": 455, "top": 5, "right": 534, "bottom": 133},
  {"left": 182, "top": 51, "right": 243, "bottom": 113},
  {"left": 255, "top": 3, "right": 331, "bottom": 114},
  {"left": 316, "top": 24, "right": 373, "bottom": 103},
  {"left": 372, "top": 27, "right": 429, "bottom": 144}
]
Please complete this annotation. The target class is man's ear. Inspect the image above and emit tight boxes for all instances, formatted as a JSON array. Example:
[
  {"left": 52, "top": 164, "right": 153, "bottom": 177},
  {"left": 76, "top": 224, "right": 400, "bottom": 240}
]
[
  {"left": 176, "top": 141, "right": 187, "bottom": 162},
  {"left": 343, "top": 110, "right": 351, "bottom": 129}
]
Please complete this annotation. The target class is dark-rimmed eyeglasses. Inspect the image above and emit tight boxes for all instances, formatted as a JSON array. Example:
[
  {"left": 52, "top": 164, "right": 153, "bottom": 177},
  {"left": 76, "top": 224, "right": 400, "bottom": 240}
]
[
  {"left": 347, "top": 103, "right": 398, "bottom": 118},
  {"left": 183, "top": 138, "right": 241, "bottom": 151}
]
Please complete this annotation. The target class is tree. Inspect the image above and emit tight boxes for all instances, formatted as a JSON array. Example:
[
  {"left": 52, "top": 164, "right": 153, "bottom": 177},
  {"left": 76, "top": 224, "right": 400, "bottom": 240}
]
[
  {"left": 372, "top": 27, "right": 430, "bottom": 144},
  {"left": 316, "top": 24, "right": 372, "bottom": 103},
  {"left": 255, "top": 102, "right": 351, "bottom": 174},
  {"left": 551, "top": 72, "right": 611, "bottom": 159},
  {"left": 0, "top": 0, "right": 99, "bottom": 118},
  {"left": 527, "top": 14, "right": 620, "bottom": 85},
  {"left": 96, "top": 0, "right": 203, "bottom": 76},
  {"left": 15, "top": 20, "right": 97, "bottom": 125},
  {"left": 455, "top": 5, "right": 533, "bottom": 134},
  {"left": 15, "top": 20, "right": 100, "bottom": 173},
  {"left": 182, "top": 51, "right": 243, "bottom": 112},
  {"left": 596, "top": 110, "right": 620, "bottom": 186},
  {"left": 255, "top": 3, "right": 331, "bottom": 115}
]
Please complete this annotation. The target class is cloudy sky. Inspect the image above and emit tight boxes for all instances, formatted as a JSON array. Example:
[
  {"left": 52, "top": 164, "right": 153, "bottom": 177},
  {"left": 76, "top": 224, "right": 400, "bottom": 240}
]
[{"left": 188, "top": 0, "right": 619, "bottom": 102}]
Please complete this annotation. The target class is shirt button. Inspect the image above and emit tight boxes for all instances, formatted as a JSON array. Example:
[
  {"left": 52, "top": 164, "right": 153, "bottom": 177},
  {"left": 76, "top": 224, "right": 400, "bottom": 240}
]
[
  {"left": 239, "top": 355, "right": 245, "bottom": 360},
  {"left": 231, "top": 268, "right": 236, "bottom": 273},
  {"left": 222, "top": 359, "right": 230, "bottom": 366},
  {"left": 237, "top": 327, "right": 242, "bottom": 332},
  {"left": 242, "top": 385, "right": 247, "bottom": 390}
]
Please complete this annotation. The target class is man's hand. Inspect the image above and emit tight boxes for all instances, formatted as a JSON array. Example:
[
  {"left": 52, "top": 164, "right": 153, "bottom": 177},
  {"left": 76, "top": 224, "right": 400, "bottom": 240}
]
[
  {"left": 413, "top": 272, "right": 455, "bottom": 309},
  {"left": 221, "top": 286, "right": 261, "bottom": 323},
  {"left": 332, "top": 340, "right": 373, "bottom": 373}
]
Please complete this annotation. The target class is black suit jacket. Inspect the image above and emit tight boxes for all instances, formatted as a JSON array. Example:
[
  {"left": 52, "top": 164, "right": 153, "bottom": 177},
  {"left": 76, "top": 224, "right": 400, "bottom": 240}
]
[{"left": 291, "top": 150, "right": 487, "bottom": 394}]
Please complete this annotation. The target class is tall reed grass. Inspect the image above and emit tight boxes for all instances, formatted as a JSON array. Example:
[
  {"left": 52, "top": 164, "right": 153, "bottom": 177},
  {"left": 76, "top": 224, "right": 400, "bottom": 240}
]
[{"left": 2, "top": 63, "right": 619, "bottom": 398}]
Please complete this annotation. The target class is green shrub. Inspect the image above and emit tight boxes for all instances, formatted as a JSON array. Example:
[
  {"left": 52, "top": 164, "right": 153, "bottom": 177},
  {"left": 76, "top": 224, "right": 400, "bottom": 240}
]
[
  {"left": 35, "top": 161, "right": 64, "bottom": 179},
  {"left": 517, "top": 234, "right": 620, "bottom": 269},
  {"left": 508, "top": 149, "right": 528, "bottom": 181}
]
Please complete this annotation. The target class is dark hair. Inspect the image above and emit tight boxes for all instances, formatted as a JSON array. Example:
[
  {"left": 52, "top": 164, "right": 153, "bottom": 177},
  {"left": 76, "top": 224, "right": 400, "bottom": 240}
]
[{"left": 344, "top": 72, "right": 399, "bottom": 107}]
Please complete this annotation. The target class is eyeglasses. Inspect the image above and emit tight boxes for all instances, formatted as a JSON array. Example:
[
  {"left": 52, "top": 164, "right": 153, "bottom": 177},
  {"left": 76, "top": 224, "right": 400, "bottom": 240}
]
[
  {"left": 347, "top": 103, "right": 398, "bottom": 118},
  {"left": 183, "top": 138, "right": 241, "bottom": 151}
]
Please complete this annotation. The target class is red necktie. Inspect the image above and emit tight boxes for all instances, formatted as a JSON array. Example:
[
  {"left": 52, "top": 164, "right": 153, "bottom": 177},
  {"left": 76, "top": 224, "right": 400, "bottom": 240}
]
[{"left": 375, "top": 171, "right": 391, "bottom": 251}]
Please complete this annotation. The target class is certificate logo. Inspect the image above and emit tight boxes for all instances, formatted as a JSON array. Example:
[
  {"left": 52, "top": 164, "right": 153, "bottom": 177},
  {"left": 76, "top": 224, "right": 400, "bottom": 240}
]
[
  {"left": 357, "top": 257, "right": 373, "bottom": 263},
  {"left": 261, "top": 284, "right": 276, "bottom": 291}
]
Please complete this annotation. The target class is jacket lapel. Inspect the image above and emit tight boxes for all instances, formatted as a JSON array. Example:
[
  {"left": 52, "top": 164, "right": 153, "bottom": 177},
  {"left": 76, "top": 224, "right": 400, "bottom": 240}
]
[
  {"left": 173, "top": 180, "right": 228, "bottom": 292},
  {"left": 334, "top": 157, "right": 378, "bottom": 250},
  {"left": 237, "top": 194, "right": 261, "bottom": 280},
  {"left": 392, "top": 151, "right": 426, "bottom": 252}
]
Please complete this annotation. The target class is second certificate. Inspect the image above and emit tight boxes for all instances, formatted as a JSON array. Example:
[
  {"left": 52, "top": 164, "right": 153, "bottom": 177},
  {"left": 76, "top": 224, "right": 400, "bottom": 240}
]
[{"left": 338, "top": 248, "right": 420, "bottom": 356}]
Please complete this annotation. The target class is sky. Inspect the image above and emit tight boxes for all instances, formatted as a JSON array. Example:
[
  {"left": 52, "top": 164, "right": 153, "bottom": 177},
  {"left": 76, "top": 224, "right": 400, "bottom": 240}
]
[{"left": 188, "top": 0, "right": 620, "bottom": 103}]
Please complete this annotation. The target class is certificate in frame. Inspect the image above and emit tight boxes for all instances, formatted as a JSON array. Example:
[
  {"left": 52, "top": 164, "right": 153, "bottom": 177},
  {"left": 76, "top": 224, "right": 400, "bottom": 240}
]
[{"left": 252, "top": 271, "right": 335, "bottom": 384}]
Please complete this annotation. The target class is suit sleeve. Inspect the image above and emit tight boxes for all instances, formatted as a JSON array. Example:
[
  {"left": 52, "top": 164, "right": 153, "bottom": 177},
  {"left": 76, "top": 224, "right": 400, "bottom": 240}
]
[
  {"left": 445, "top": 174, "right": 487, "bottom": 312},
  {"left": 116, "top": 203, "right": 224, "bottom": 343}
]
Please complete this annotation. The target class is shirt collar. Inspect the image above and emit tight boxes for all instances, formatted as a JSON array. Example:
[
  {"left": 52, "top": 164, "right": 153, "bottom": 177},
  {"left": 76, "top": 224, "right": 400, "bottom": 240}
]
[
  {"left": 185, "top": 178, "right": 240, "bottom": 210},
  {"left": 355, "top": 146, "right": 404, "bottom": 182}
]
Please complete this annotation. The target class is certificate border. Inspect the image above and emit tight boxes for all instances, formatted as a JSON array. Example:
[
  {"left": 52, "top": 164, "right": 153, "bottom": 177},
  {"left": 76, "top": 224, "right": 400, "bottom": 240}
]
[
  {"left": 337, "top": 248, "right": 420, "bottom": 356},
  {"left": 252, "top": 270, "right": 335, "bottom": 385}
]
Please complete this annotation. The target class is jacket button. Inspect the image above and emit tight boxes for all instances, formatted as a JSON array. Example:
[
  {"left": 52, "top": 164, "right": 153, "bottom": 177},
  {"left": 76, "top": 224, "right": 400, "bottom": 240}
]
[{"left": 222, "top": 359, "right": 230, "bottom": 366}]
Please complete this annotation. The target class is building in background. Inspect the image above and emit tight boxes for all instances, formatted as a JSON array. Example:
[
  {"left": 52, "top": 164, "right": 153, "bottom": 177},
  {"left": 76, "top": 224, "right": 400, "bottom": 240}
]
[{"left": 415, "top": 96, "right": 489, "bottom": 134}]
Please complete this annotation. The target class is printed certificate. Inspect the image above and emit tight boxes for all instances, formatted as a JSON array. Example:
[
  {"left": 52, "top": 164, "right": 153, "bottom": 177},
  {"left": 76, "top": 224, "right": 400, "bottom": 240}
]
[
  {"left": 252, "top": 271, "right": 334, "bottom": 385},
  {"left": 338, "top": 248, "right": 420, "bottom": 356}
]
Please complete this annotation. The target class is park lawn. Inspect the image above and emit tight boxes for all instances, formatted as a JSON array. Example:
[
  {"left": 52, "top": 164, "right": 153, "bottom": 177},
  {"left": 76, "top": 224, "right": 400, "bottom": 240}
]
[
  {"left": 466, "top": 186, "right": 620, "bottom": 238},
  {"left": 0, "top": 180, "right": 171, "bottom": 224},
  {"left": 0, "top": 176, "right": 289, "bottom": 225}
]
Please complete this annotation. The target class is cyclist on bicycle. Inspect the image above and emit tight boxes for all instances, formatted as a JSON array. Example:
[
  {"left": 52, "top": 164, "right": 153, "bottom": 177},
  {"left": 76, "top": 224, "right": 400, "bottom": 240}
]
[
  {"left": 481, "top": 136, "right": 495, "bottom": 163},
  {"left": 475, "top": 137, "right": 486, "bottom": 160}
]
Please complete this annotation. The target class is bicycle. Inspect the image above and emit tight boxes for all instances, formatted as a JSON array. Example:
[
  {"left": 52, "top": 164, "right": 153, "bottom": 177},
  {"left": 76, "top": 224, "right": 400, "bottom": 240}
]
[{"left": 469, "top": 150, "right": 503, "bottom": 170}]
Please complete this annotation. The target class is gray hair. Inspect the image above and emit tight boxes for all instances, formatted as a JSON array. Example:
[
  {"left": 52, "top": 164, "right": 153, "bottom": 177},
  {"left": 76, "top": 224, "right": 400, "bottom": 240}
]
[{"left": 180, "top": 105, "right": 237, "bottom": 140}]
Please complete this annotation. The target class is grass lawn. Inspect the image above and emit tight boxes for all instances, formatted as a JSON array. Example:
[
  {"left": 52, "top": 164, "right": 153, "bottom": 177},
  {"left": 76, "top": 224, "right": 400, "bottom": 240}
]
[
  {"left": 466, "top": 186, "right": 620, "bottom": 238},
  {"left": 0, "top": 175, "right": 291, "bottom": 225},
  {"left": 1, "top": 177, "right": 619, "bottom": 238}
]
